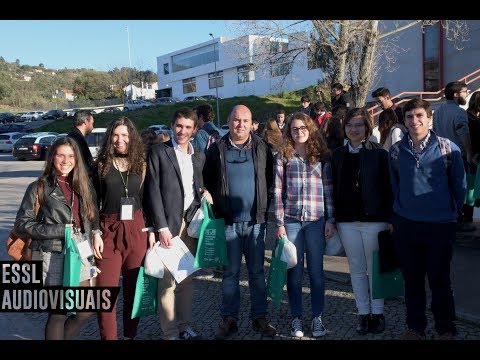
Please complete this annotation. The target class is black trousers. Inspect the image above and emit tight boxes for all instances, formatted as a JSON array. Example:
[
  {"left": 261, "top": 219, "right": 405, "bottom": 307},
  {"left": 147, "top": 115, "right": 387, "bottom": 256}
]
[{"left": 392, "top": 213, "right": 456, "bottom": 335}]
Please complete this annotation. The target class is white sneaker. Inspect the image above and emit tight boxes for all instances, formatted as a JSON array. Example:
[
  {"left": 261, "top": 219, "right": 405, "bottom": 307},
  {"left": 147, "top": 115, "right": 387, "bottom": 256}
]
[
  {"left": 311, "top": 316, "right": 327, "bottom": 337},
  {"left": 290, "top": 317, "right": 304, "bottom": 338}
]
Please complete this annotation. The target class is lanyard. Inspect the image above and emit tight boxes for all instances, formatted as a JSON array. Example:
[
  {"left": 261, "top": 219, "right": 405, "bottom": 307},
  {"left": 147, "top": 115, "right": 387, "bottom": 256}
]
[
  {"left": 114, "top": 159, "right": 129, "bottom": 197},
  {"left": 57, "top": 176, "right": 76, "bottom": 227}
]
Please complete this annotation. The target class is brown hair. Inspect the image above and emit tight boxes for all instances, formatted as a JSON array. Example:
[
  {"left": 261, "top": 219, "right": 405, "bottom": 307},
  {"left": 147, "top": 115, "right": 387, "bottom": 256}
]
[
  {"left": 343, "top": 107, "right": 373, "bottom": 141},
  {"left": 280, "top": 112, "right": 330, "bottom": 164},
  {"left": 262, "top": 118, "right": 283, "bottom": 152}
]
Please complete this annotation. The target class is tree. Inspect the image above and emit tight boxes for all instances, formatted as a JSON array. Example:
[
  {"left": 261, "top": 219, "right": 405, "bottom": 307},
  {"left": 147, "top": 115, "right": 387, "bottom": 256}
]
[
  {"left": 228, "top": 20, "right": 470, "bottom": 107},
  {"left": 73, "top": 71, "right": 112, "bottom": 100}
]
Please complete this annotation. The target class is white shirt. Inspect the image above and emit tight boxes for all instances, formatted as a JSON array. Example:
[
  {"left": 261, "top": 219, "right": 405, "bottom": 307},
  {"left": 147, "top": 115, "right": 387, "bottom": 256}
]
[{"left": 171, "top": 137, "right": 195, "bottom": 211}]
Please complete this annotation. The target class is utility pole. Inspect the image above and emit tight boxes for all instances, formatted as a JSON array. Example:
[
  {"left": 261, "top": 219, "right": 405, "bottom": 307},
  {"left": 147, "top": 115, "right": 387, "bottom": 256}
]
[
  {"left": 209, "top": 33, "right": 220, "bottom": 127},
  {"left": 126, "top": 26, "right": 133, "bottom": 101}
]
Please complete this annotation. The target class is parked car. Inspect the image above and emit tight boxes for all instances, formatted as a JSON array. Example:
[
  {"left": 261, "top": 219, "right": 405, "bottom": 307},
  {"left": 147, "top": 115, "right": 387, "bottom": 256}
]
[
  {"left": 66, "top": 108, "right": 81, "bottom": 117},
  {"left": 0, "top": 132, "right": 25, "bottom": 152},
  {"left": 155, "top": 97, "right": 180, "bottom": 106},
  {"left": 42, "top": 109, "right": 67, "bottom": 120},
  {"left": 148, "top": 124, "right": 173, "bottom": 139},
  {"left": 20, "top": 111, "right": 45, "bottom": 121},
  {"left": 183, "top": 96, "right": 206, "bottom": 102},
  {"left": 12, "top": 132, "right": 59, "bottom": 160},
  {"left": 201, "top": 95, "right": 221, "bottom": 101},
  {"left": 123, "top": 100, "right": 154, "bottom": 111},
  {"left": 85, "top": 127, "right": 107, "bottom": 159},
  {"left": 0, "top": 123, "right": 34, "bottom": 134},
  {"left": 103, "top": 107, "right": 122, "bottom": 114},
  {"left": 14, "top": 113, "right": 26, "bottom": 122},
  {"left": 0, "top": 112, "right": 16, "bottom": 124}
]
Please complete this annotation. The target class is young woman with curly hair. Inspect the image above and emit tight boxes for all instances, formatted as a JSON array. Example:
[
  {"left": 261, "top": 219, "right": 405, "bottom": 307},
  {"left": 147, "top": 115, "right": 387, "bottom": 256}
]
[
  {"left": 273, "top": 112, "right": 336, "bottom": 338},
  {"left": 92, "top": 116, "right": 148, "bottom": 340}
]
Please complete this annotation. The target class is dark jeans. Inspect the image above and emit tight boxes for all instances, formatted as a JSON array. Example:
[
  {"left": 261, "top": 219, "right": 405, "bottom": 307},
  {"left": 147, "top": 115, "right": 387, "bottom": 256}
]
[
  {"left": 462, "top": 156, "right": 474, "bottom": 223},
  {"left": 392, "top": 213, "right": 456, "bottom": 335}
]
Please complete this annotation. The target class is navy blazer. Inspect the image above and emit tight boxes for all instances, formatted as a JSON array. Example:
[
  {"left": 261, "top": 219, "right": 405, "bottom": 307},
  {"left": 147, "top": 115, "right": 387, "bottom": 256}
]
[{"left": 144, "top": 140, "right": 205, "bottom": 237}]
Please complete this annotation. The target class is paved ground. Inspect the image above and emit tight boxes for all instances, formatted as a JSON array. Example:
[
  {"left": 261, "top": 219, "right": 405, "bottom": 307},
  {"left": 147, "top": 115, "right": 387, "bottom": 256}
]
[{"left": 1, "top": 154, "right": 480, "bottom": 341}]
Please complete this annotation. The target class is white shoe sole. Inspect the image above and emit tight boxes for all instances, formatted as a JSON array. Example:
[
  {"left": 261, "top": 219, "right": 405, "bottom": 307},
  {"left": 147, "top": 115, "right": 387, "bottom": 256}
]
[{"left": 291, "top": 330, "right": 304, "bottom": 338}]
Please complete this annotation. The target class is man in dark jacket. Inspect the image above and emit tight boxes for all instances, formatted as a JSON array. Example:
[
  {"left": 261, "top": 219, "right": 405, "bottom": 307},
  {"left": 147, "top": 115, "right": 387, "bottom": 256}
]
[
  {"left": 203, "top": 104, "right": 276, "bottom": 340},
  {"left": 67, "top": 110, "right": 95, "bottom": 178},
  {"left": 331, "top": 82, "right": 354, "bottom": 110}
]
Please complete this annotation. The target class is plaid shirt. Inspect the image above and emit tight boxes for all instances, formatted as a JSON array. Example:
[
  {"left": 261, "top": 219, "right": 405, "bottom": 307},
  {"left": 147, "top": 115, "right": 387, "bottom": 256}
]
[{"left": 274, "top": 153, "right": 335, "bottom": 226}]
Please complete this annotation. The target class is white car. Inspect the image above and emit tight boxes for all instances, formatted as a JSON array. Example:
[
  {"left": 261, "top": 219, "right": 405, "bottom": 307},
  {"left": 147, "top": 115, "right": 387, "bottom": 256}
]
[
  {"left": 85, "top": 128, "right": 107, "bottom": 159},
  {"left": 21, "top": 111, "right": 45, "bottom": 121},
  {"left": 0, "top": 132, "right": 25, "bottom": 152},
  {"left": 123, "top": 100, "right": 154, "bottom": 111}
]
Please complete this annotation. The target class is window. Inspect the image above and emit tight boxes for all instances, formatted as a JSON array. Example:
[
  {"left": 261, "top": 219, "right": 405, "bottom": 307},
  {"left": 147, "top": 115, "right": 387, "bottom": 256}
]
[
  {"left": 237, "top": 65, "right": 255, "bottom": 83},
  {"left": 182, "top": 77, "right": 197, "bottom": 94},
  {"left": 208, "top": 71, "right": 224, "bottom": 89},
  {"left": 172, "top": 44, "right": 217, "bottom": 73},
  {"left": 163, "top": 63, "right": 169, "bottom": 75},
  {"left": 270, "top": 62, "right": 292, "bottom": 77},
  {"left": 423, "top": 23, "right": 442, "bottom": 92},
  {"left": 270, "top": 38, "right": 289, "bottom": 54}
]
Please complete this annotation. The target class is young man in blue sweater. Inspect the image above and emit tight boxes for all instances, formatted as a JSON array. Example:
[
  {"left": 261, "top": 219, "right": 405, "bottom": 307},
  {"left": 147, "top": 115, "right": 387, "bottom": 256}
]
[{"left": 389, "top": 98, "right": 466, "bottom": 340}]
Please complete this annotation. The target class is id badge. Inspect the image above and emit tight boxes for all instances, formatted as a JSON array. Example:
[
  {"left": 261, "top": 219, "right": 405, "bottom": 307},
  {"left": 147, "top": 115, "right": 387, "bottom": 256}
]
[
  {"left": 120, "top": 197, "right": 135, "bottom": 220},
  {"left": 72, "top": 231, "right": 94, "bottom": 260}
]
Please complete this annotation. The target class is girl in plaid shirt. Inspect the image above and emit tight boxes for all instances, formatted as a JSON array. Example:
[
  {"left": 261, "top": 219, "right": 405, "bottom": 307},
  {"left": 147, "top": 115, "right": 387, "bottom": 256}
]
[{"left": 274, "top": 112, "right": 335, "bottom": 338}]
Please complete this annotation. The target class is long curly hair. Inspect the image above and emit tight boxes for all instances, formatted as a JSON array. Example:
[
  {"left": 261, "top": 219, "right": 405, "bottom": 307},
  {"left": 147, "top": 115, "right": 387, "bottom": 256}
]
[
  {"left": 280, "top": 112, "right": 330, "bottom": 164},
  {"left": 97, "top": 116, "right": 145, "bottom": 177},
  {"left": 39, "top": 136, "right": 96, "bottom": 221}
]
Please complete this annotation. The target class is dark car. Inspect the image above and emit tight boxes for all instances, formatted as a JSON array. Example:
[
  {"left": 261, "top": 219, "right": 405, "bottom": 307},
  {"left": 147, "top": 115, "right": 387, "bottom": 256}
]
[
  {"left": 0, "top": 123, "right": 34, "bottom": 134},
  {"left": 183, "top": 96, "right": 206, "bottom": 102},
  {"left": 0, "top": 112, "right": 16, "bottom": 124},
  {"left": 155, "top": 97, "right": 180, "bottom": 105},
  {"left": 42, "top": 109, "right": 67, "bottom": 120},
  {"left": 12, "top": 132, "right": 58, "bottom": 161},
  {"left": 201, "top": 95, "right": 221, "bottom": 101},
  {"left": 103, "top": 107, "right": 122, "bottom": 113}
]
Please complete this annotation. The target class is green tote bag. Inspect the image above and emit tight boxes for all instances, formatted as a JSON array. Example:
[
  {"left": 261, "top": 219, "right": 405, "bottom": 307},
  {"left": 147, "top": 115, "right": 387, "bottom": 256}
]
[
  {"left": 194, "top": 199, "right": 228, "bottom": 268},
  {"left": 267, "top": 236, "right": 288, "bottom": 309},
  {"left": 372, "top": 250, "right": 405, "bottom": 299},
  {"left": 63, "top": 225, "right": 82, "bottom": 288},
  {"left": 131, "top": 266, "right": 158, "bottom": 319}
]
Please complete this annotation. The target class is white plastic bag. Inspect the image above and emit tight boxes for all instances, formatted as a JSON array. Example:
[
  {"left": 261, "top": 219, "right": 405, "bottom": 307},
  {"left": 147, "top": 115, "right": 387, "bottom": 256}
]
[
  {"left": 144, "top": 243, "right": 165, "bottom": 278},
  {"left": 187, "top": 204, "right": 204, "bottom": 238},
  {"left": 274, "top": 235, "right": 297, "bottom": 269},
  {"left": 325, "top": 231, "right": 344, "bottom": 256}
]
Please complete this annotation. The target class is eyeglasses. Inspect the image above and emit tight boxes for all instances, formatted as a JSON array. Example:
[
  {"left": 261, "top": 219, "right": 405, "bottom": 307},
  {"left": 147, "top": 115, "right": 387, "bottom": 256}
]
[
  {"left": 345, "top": 123, "right": 365, "bottom": 130},
  {"left": 291, "top": 126, "right": 308, "bottom": 133}
]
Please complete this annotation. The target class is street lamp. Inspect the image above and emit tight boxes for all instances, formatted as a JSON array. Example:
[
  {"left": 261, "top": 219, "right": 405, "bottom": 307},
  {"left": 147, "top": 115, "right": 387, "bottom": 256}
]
[{"left": 209, "top": 33, "right": 220, "bottom": 127}]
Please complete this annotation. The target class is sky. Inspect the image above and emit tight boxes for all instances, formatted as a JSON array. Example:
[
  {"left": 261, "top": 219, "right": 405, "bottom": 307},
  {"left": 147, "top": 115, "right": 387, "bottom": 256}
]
[{"left": 0, "top": 20, "right": 233, "bottom": 73}]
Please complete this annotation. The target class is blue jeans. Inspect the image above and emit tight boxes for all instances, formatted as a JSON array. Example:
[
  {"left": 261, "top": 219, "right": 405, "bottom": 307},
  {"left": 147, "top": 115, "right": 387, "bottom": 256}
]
[
  {"left": 284, "top": 218, "right": 326, "bottom": 318},
  {"left": 221, "top": 222, "right": 268, "bottom": 321}
]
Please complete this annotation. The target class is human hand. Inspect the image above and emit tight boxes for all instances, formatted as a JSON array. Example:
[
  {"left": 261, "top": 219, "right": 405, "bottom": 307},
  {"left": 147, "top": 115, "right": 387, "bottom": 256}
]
[
  {"left": 148, "top": 232, "right": 156, "bottom": 250},
  {"left": 200, "top": 188, "right": 213, "bottom": 204},
  {"left": 325, "top": 223, "right": 336, "bottom": 239},
  {"left": 276, "top": 225, "right": 286, "bottom": 239},
  {"left": 159, "top": 229, "right": 173, "bottom": 247},
  {"left": 93, "top": 233, "right": 104, "bottom": 259}
]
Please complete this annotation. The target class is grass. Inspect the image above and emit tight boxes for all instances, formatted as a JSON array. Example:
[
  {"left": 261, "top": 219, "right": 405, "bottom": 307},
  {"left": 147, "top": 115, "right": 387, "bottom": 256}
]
[{"left": 30, "top": 95, "right": 301, "bottom": 133}]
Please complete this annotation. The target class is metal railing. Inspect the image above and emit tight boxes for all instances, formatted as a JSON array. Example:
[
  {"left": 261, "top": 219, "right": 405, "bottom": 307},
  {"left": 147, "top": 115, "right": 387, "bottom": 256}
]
[{"left": 367, "top": 68, "right": 480, "bottom": 118}]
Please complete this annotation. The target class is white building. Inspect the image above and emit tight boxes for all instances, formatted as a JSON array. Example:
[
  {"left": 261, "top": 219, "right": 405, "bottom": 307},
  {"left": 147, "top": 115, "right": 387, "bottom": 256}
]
[
  {"left": 156, "top": 34, "right": 323, "bottom": 100},
  {"left": 156, "top": 21, "right": 480, "bottom": 102},
  {"left": 54, "top": 89, "right": 75, "bottom": 101},
  {"left": 123, "top": 82, "right": 158, "bottom": 100}
]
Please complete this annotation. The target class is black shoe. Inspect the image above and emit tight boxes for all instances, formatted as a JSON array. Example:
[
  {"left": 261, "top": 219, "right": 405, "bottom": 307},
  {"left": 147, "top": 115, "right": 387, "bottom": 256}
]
[
  {"left": 252, "top": 316, "right": 277, "bottom": 337},
  {"left": 215, "top": 316, "right": 238, "bottom": 340},
  {"left": 356, "top": 314, "right": 369, "bottom": 335},
  {"left": 369, "top": 314, "right": 385, "bottom": 334}
]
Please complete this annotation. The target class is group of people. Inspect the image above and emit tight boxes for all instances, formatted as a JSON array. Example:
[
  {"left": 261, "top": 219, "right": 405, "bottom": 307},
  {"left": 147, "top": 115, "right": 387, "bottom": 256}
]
[{"left": 14, "top": 79, "right": 475, "bottom": 340}]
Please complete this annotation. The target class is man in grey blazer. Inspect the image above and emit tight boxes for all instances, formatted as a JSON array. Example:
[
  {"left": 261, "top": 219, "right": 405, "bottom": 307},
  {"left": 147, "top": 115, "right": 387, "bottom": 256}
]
[{"left": 144, "top": 107, "right": 212, "bottom": 340}]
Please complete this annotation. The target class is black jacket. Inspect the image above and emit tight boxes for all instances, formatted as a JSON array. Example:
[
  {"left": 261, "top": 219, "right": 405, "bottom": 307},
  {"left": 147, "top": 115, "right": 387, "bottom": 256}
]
[
  {"left": 331, "top": 140, "right": 392, "bottom": 222},
  {"left": 15, "top": 178, "right": 100, "bottom": 252},
  {"left": 144, "top": 140, "right": 205, "bottom": 237},
  {"left": 331, "top": 91, "right": 354, "bottom": 110},
  {"left": 67, "top": 127, "right": 94, "bottom": 178},
  {"left": 203, "top": 133, "right": 273, "bottom": 225}
]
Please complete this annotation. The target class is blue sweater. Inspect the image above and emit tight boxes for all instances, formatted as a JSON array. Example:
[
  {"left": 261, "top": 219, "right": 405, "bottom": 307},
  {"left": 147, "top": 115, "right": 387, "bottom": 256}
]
[{"left": 389, "top": 133, "right": 466, "bottom": 223}]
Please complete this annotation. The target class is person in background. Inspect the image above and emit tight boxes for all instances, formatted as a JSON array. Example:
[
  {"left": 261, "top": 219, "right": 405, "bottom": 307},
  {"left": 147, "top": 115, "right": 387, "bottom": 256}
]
[
  {"left": 203, "top": 104, "right": 276, "bottom": 340},
  {"left": 92, "top": 116, "right": 148, "bottom": 340},
  {"left": 467, "top": 91, "right": 480, "bottom": 168},
  {"left": 140, "top": 128, "right": 161, "bottom": 156},
  {"left": 158, "top": 130, "right": 171, "bottom": 143},
  {"left": 252, "top": 117, "right": 260, "bottom": 135},
  {"left": 389, "top": 98, "right": 466, "bottom": 340},
  {"left": 433, "top": 81, "right": 473, "bottom": 232},
  {"left": 298, "top": 95, "right": 314, "bottom": 116},
  {"left": 144, "top": 107, "right": 212, "bottom": 340},
  {"left": 262, "top": 118, "right": 283, "bottom": 156},
  {"left": 371, "top": 87, "right": 404, "bottom": 124},
  {"left": 331, "top": 105, "right": 348, "bottom": 125},
  {"left": 192, "top": 103, "right": 220, "bottom": 153},
  {"left": 378, "top": 108, "right": 407, "bottom": 151},
  {"left": 312, "top": 101, "right": 332, "bottom": 128},
  {"left": 331, "top": 107, "right": 392, "bottom": 336},
  {"left": 323, "top": 116, "right": 345, "bottom": 151},
  {"left": 276, "top": 108, "right": 287, "bottom": 131},
  {"left": 274, "top": 112, "right": 335, "bottom": 338},
  {"left": 331, "top": 83, "right": 354, "bottom": 110},
  {"left": 67, "top": 110, "right": 95, "bottom": 178},
  {"left": 15, "top": 136, "right": 101, "bottom": 340}
]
